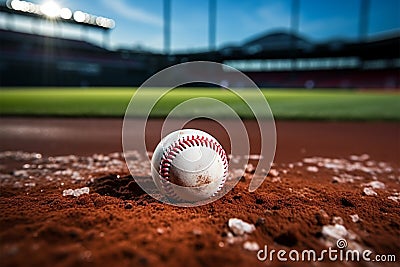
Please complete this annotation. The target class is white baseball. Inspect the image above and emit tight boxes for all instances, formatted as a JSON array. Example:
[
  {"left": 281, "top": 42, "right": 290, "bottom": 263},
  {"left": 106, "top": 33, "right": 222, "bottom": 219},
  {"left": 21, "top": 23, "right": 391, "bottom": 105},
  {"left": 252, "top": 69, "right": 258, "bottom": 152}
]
[{"left": 151, "top": 129, "right": 228, "bottom": 202}]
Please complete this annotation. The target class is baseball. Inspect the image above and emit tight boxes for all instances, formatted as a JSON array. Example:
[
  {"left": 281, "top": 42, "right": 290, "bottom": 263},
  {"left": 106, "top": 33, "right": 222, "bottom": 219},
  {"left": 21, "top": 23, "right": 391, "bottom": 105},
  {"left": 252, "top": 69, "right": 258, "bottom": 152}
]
[{"left": 151, "top": 129, "right": 228, "bottom": 202}]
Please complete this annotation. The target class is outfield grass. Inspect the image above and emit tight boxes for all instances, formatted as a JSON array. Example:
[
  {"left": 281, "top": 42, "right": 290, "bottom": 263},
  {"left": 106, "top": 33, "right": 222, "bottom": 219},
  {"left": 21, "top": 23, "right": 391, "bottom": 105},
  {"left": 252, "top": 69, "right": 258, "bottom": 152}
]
[{"left": 1, "top": 88, "right": 399, "bottom": 120}]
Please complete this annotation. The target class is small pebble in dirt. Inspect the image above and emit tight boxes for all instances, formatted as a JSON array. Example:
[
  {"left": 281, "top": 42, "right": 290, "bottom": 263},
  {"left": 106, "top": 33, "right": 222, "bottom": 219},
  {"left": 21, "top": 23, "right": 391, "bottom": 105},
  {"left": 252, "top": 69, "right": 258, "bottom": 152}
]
[
  {"left": 306, "top": 166, "right": 319, "bottom": 172},
  {"left": 388, "top": 195, "right": 400, "bottom": 203},
  {"left": 271, "top": 177, "right": 281, "bottom": 183},
  {"left": 192, "top": 229, "right": 202, "bottom": 236},
  {"left": 124, "top": 202, "right": 133, "bottom": 209},
  {"left": 13, "top": 170, "right": 29, "bottom": 178},
  {"left": 156, "top": 228, "right": 164, "bottom": 234},
  {"left": 350, "top": 214, "right": 360, "bottom": 223},
  {"left": 79, "top": 250, "right": 92, "bottom": 261},
  {"left": 350, "top": 154, "right": 369, "bottom": 161},
  {"left": 245, "top": 163, "right": 255, "bottom": 174},
  {"left": 268, "top": 169, "right": 279, "bottom": 177},
  {"left": 332, "top": 216, "right": 344, "bottom": 225},
  {"left": 322, "top": 224, "right": 349, "bottom": 240},
  {"left": 62, "top": 187, "right": 89, "bottom": 197},
  {"left": 228, "top": 218, "right": 256, "bottom": 236},
  {"left": 332, "top": 176, "right": 345, "bottom": 183},
  {"left": 226, "top": 231, "right": 247, "bottom": 245},
  {"left": 24, "top": 182, "right": 36, "bottom": 187},
  {"left": 315, "top": 209, "right": 330, "bottom": 225},
  {"left": 243, "top": 241, "right": 260, "bottom": 251},
  {"left": 363, "top": 181, "right": 385, "bottom": 189},
  {"left": 321, "top": 223, "right": 362, "bottom": 251},
  {"left": 363, "top": 187, "right": 377, "bottom": 196}
]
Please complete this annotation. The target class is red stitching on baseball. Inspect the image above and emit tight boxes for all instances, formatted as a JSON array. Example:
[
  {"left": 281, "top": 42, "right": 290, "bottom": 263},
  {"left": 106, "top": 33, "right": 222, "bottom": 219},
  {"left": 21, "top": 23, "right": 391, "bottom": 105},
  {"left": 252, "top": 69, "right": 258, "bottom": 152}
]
[{"left": 159, "top": 134, "right": 228, "bottom": 201}]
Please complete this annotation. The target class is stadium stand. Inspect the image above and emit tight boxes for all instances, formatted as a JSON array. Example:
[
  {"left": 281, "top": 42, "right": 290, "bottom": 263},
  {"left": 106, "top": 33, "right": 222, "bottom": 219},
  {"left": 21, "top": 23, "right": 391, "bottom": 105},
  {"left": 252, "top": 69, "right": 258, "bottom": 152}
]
[
  {"left": 0, "top": 29, "right": 399, "bottom": 88},
  {"left": 0, "top": 29, "right": 156, "bottom": 86}
]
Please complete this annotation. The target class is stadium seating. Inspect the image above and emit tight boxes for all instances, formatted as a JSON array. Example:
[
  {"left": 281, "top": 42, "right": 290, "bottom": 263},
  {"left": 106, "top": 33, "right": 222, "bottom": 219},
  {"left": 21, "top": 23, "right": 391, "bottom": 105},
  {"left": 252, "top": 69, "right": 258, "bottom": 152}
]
[{"left": 0, "top": 29, "right": 399, "bottom": 88}]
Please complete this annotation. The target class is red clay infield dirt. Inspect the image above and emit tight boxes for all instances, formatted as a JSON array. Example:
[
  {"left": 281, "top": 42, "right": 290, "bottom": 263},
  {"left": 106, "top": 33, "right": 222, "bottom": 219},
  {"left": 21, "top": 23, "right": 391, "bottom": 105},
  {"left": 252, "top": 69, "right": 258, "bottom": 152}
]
[{"left": 0, "top": 118, "right": 399, "bottom": 267}]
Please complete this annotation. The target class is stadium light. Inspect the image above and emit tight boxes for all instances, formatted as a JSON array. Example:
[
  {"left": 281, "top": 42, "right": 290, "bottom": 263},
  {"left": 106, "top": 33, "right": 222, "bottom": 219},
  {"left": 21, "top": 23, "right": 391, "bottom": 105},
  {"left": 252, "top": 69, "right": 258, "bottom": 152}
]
[
  {"left": 40, "top": 1, "right": 60, "bottom": 18},
  {"left": 5, "top": 0, "right": 115, "bottom": 29},
  {"left": 59, "top": 7, "right": 72, "bottom": 19},
  {"left": 73, "top": 10, "right": 85, "bottom": 23}
]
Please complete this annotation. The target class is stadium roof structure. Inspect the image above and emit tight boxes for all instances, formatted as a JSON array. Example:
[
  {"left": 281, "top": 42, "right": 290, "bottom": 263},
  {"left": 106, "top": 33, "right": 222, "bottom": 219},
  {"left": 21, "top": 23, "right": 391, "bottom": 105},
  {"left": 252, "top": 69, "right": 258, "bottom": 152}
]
[
  {"left": 174, "top": 31, "right": 400, "bottom": 62},
  {"left": 242, "top": 31, "right": 314, "bottom": 54}
]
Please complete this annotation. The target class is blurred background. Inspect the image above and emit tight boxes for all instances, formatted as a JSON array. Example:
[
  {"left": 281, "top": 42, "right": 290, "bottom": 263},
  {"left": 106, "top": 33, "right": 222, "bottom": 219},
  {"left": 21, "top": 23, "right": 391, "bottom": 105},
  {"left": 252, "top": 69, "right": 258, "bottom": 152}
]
[{"left": 0, "top": 0, "right": 399, "bottom": 88}]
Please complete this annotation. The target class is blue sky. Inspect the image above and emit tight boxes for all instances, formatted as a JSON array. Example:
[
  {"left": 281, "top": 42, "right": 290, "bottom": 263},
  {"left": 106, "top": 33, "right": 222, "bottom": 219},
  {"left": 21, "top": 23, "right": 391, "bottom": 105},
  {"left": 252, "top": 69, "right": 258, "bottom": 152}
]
[{"left": 1, "top": 0, "right": 399, "bottom": 52}]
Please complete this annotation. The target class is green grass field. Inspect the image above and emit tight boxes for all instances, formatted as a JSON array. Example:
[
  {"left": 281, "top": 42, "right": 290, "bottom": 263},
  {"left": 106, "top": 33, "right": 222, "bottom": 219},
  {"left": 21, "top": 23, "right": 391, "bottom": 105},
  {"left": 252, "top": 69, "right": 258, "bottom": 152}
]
[{"left": 1, "top": 88, "right": 399, "bottom": 120}]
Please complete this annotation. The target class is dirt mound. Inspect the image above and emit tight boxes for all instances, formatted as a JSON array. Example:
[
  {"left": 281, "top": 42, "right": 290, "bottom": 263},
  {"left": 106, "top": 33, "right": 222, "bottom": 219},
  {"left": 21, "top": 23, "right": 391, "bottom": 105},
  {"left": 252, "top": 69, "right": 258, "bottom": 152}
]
[{"left": 0, "top": 151, "right": 399, "bottom": 267}]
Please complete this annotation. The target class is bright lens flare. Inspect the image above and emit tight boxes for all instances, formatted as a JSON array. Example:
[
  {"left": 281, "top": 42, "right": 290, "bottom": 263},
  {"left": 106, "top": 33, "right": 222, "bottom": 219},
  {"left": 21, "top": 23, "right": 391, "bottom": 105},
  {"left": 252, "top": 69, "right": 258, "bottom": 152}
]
[
  {"left": 73, "top": 11, "right": 86, "bottom": 23},
  {"left": 40, "top": 1, "right": 61, "bottom": 18},
  {"left": 8, "top": 0, "right": 115, "bottom": 28},
  {"left": 60, "top": 8, "right": 72, "bottom": 19}
]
